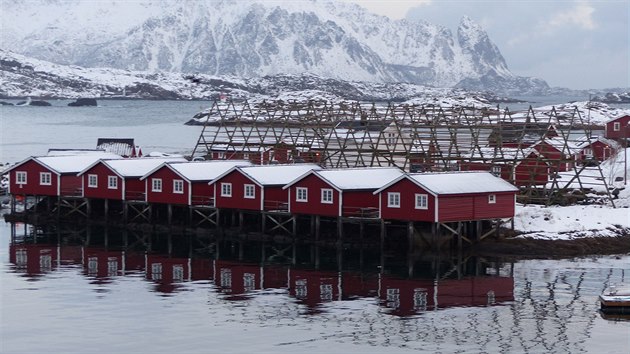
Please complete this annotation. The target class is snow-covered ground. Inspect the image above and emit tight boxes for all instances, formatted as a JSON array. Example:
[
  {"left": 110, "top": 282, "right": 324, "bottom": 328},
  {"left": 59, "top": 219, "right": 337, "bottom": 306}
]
[{"left": 513, "top": 148, "right": 630, "bottom": 240}]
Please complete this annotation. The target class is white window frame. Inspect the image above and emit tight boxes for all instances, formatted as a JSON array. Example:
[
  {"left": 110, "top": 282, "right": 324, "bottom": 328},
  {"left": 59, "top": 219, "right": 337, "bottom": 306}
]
[
  {"left": 152, "top": 178, "right": 162, "bottom": 192},
  {"left": 387, "top": 192, "right": 401, "bottom": 208},
  {"left": 16, "top": 171, "right": 27, "bottom": 185},
  {"left": 108, "top": 175, "right": 118, "bottom": 189},
  {"left": 491, "top": 165, "right": 502, "bottom": 176},
  {"left": 296, "top": 187, "right": 308, "bottom": 202},
  {"left": 613, "top": 122, "right": 621, "bottom": 131},
  {"left": 244, "top": 184, "right": 255, "bottom": 199},
  {"left": 488, "top": 194, "right": 496, "bottom": 204},
  {"left": 173, "top": 179, "right": 184, "bottom": 194},
  {"left": 321, "top": 188, "right": 333, "bottom": 204},
  {"left": 39, "top": 172, "right": 51, "bottom": 186},
  {"left": 88, "top": 174, "right": 98, "bottom": 188},
  {"left": 415, "top": 193, "right": 428, "bottom": 210},
  {"left": 221, "top": 182, "right": 232, "bottom": 197}
]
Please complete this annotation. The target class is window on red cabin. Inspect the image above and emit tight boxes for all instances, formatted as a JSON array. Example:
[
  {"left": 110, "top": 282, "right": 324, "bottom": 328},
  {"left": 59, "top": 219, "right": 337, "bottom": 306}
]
[
  {"left": 388, "top": 192, "right": 400, "bottom": 208},
  {"left": 39, "top": 172, "right": 51, "bottom": 186},
  {"left": 88, "top": 174, "right": 98, "bottom": 188},
  {"left": 488, "top": 194, "right": 496, "bottom": 204},
  {"left": 108, "top": 176, "right": 118, "bottom": 189},
  {"left": 296, "top": 187, "right": 308, "bottom": 202},
  {"left": 243, "top": 184, "right": 255, "bottom": 199},
  {"left": 173, "top": 265, "right": 184, "bottom": 282},
  {"left": 152, "top": 178, "right": 162, "bottom": 192},
  {"left": 614, "top": 122, "right": 621, "bottom": 131},
  {"left": 491, "top": 165, "right": 502, "bottom": 176},
  {"left": 221, "top": 182, "right": 232, "bottom": 197},
  {"left": 16, "top": 171, "right": 27, "bottom": 185},
  {"left": 321, "top": 188, "right": 333, "bottom": 204},
  {"left": 173, "top": 180, "right": 184, "bottom": 194},
  {"left": 415, "top": 194, "right": 428, "bottom": 209}
]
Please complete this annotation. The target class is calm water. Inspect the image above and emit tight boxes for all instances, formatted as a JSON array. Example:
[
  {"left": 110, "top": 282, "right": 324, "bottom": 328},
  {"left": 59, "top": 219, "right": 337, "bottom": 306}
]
[
  {"left": 1, "top": 218, "right": 629, "bottom": 353},
  {"left": 1, "top": 98, "right": 629, "bottom": 353}
]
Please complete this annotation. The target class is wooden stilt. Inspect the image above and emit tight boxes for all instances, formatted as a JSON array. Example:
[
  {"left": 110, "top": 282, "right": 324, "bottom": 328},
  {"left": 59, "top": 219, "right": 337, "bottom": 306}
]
[
  {"left": 104, "top": 199, "right": 109, "bottom": 221},
  {"left": 167, "top": 204, "right": 173, "bottom": 225}
]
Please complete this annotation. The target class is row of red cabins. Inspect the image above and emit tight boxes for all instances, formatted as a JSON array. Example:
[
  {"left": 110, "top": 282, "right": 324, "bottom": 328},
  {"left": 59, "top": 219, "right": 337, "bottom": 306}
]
[
  {"left": 10, "top": 241, "right": 513, "bottom": 315},
  {"left": 6, "top": 153, "right": 519, "bottom": 223}
]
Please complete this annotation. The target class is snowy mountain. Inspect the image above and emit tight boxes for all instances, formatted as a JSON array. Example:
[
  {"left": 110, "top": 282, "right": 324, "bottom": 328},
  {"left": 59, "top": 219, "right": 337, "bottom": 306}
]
[
  {"left": 0, "top": 49, "right": 513, "bottom": 104},
  {"left": 1, "top": 0, "right": 549, "bottom": 94}
]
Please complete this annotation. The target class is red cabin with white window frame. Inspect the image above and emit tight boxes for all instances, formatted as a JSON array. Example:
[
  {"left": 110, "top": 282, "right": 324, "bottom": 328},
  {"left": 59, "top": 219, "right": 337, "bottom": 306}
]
[
  {"left": 284, "top": 167, "right": 404, "bottom": 218},
  {"left": 375, "top": 171, "right": 518, "bottom": 223},
  {"left": 210, "top": 164, "right": 321, "bottom": 211},
  {"left": 78, "top": 157, "right": 186, "bottom": 201},
  {"left": 6, "top": 153, "right": 121, "bottom": 197},
  {"left": 605, "top": 115, "right": 630, "bottom": 140},
  {"left": 140, "top": 160, "right": 252, "bottom": 206}
]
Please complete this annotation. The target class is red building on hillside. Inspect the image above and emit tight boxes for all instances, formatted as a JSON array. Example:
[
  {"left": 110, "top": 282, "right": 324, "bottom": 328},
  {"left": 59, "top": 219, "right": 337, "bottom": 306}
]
[
  {"left": 375, "top": 171, "right": 518, "bottom": 223},
  {"left": 284, "top": 167, "right": 405, "bottom": 218},
  {"left": 605, "top": 115, "right": 630, "bottom": 140}
]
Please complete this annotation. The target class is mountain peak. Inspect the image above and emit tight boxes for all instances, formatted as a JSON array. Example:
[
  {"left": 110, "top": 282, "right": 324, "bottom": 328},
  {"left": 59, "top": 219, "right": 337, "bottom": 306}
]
[{"left": 1, "top": 0, "right": 546, "bottom": 94}]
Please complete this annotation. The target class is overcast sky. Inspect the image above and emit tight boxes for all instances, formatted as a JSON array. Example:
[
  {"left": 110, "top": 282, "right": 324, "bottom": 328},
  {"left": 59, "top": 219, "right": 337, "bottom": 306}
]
[{"left": 343, "top": 0, "right": 629, "bottom": 90}]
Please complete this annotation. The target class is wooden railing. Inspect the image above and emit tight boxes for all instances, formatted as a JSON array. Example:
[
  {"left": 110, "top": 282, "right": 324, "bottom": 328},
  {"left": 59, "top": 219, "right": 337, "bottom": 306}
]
[
  {"left": 191, "top": 195, "right": 215, "bottom": 207},
  {"left": 264, "top": 200, "right": 289, "bottom": 212},
  {"left": 342, "top": 206, "right": 379, "bottom": 218},
  {"left": 60, "top": 187, "right": 83, "bottom": 197},
  {"left": 125, "top": 191, "right": 145, "bottom": 201}
]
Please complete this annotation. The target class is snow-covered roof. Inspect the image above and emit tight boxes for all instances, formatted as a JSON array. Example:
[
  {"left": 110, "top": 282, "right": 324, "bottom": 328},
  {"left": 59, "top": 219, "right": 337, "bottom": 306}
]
[
  {"left": 100, "top": 157, "right": 187, "bottom": 177},
  {"left": 33, "top": 153, "right": 122, "bottom": 174},
  {"left": 240, "top": 164, "right": 322, "bottom": 185},
  {"left": 47, "top": 149, "right": 107, "bottom": 156},
  {"left": 406, "top": 171, "right": 518, "bottom": 195},
  {"left": 166, "top": 160, "right": 253, "bottom": 181},
  {"left": 315, "top": 167, "right": 405, "bottom": 190}
]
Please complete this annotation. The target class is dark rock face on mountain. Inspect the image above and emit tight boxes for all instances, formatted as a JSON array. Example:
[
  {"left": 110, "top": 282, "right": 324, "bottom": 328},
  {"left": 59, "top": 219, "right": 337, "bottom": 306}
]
[
  {"left": 68, "top": 98, "right": 98, "bottom": 106},
  {"left": 1, "top": 0, "right": 548, "bottom": 94}
]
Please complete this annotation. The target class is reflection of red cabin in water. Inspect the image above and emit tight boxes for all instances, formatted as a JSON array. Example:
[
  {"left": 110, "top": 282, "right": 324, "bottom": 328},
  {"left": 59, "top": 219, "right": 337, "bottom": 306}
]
[
  {"left": 379, "top": 276, "right": 514, "bottom": 316},
  {"left": 10, "top": 243, "right": 86, "bottom": 276},
  {"left": 83, "top": 248, "right": 144, "bottom": 279},
  {"left": 213, "top": 260, "right": 286, "bottom": 297},
  {"left": 9, "top": 244, "right": 58, "bottom": 275},
  {"left": 289, "top": 269, "right": 341, "bottom": 308}
]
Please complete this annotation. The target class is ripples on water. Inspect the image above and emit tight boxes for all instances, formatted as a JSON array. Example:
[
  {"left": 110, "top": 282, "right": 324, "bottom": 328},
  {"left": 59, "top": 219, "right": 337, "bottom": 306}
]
[{"left": 1, "top": 220, "right": 629, "bottom": 354}]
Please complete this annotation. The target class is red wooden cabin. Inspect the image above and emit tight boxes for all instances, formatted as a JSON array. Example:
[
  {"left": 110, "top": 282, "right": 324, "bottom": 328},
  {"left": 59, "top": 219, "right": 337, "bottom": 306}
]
[
  {"left": 575, "top": 135, "right": 619, "bottom": 163},
  {"left": 141, "top": 160, "right": 252, "bottom": 206},
  {"left": 211, "top": 164, "right": 321, "bottom": 211},
  {"left": 6, "top": 153, "right": 120, "bottom": 197},
  {"left": 79, "top": 157, "right": 186, "bottom": 201},
  {"left": 284, "top": 168, "right": 405, "bottom": 218},
  {"left": 605, "top": 115, "right": 630, "bottom": 140},
  {"left": 375, "top": 171, "right": 518, "bottom": 223},
  {"left": 459, "top": 147, "right": 550, "bottom": 186},
  {"left": 532, "top": 138, "right": 578, "bottom": 172}
]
